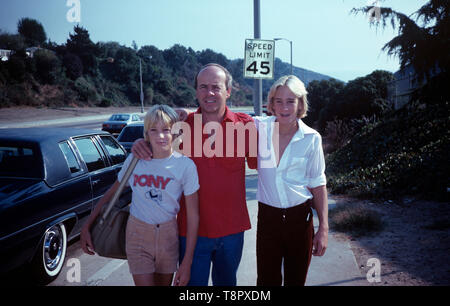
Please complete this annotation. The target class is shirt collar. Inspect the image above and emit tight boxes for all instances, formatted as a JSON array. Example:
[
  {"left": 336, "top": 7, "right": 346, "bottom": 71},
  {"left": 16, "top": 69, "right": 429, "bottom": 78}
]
[
  {"left": 194, "top": 106, "right": 235, "bottom": 123},
  {"left": 267, "top": 116, "right": 316, "bottom": 142}
]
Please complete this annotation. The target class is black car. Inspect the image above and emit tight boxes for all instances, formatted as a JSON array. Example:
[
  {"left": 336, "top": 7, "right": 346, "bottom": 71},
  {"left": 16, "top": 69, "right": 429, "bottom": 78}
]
[
  {"left": 0, "top": 128, "right": 131, "bottom": 284},
  {"left": 117, "top": 122, "right": 144, "bottom": 154}
]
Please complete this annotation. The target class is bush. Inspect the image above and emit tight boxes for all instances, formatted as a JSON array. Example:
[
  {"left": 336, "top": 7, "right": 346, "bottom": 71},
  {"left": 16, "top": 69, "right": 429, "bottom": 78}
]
[
  {"left": 7, "top": 56, "right": 26, "bottom": 82},
  {"left": 326, "top": 100, "right": 450, "bottom": 201},
  {"left": 33, "top": 49, "right": 61, "bottom": 84},
  {"left": 63, "top": 53, "right": 83, "bottom": 80},
  {"left": 74, "top": 77, "right": 99, "bottom": 102},
  {"left": 323, "top": 119, "right": 355, "bottom": 154},
  {"left": 329, "top": 203, "right": 384, "bottom": 237}
]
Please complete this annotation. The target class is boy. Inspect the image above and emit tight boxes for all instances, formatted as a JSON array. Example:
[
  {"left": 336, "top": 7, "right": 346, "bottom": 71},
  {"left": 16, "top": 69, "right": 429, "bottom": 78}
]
[{"left": 81, "top": 105, "right": 199, "bottom": 286}]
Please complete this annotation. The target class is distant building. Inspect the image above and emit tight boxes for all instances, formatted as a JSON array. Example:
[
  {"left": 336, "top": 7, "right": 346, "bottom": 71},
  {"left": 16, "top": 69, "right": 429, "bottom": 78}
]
[
  {"left": 388, "top": 64, "right": 441, "bottom": 109},
  {"left": 25, "top": 47, "right": 41, "bottom": 58},
  {"left": 0, "top": 49, "right": 12, "bottom": 61}
]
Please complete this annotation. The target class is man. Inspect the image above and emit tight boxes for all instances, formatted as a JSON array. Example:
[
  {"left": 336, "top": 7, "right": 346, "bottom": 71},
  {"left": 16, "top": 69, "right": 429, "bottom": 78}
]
[{"left": 132, "top": 63, "right": 257, "bottom": 286}]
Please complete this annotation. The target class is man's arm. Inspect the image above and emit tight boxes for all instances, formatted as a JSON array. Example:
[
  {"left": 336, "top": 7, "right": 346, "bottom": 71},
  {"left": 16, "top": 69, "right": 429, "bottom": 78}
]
[{"left": 131, "top": 108, "right": 191, "bottom": 160}]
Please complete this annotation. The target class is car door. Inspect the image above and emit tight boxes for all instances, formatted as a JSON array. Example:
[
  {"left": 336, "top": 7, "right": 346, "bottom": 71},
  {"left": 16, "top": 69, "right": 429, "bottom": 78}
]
[
  {"left": 97, "top": 135, "right": 131, "bottom": 206},
  {"left": 57, "top": 140, "right": 92, "bottom": 236},
  {"left": 72, "top": 136, "right": 117, "bottom": 211}
]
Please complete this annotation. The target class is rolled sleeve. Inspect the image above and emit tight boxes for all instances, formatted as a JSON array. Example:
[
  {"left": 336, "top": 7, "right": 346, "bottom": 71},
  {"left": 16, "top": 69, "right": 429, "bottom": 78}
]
[
  {"left": 306, "top": 134, "right": 327, "bottom": 188},
  {"left": 308, "top": 173, "right": 327, "bottom": 189}
]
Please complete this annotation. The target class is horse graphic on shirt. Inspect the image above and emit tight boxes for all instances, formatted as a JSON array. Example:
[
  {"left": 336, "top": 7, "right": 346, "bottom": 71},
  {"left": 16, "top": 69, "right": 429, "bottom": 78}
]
[{"left": 145, "top": 188, "right": 163, "bottom": 206}]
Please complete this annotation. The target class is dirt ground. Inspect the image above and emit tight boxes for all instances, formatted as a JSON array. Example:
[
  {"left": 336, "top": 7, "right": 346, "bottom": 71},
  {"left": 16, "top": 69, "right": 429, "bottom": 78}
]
[
  {"left": 331, "top": 194, "right": 450, "bottom": 286},
  {"left": 1, "top": 106, "right": 449, "bottom": 286}
]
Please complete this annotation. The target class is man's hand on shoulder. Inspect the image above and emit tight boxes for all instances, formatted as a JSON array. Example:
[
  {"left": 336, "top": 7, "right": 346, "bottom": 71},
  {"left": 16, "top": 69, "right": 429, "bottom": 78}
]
[
  {"left": 131, "top": 138, "right": 153, "bottom": 160},
  {"left": 176, "top": 108, "right": 191, "bottom": 122}
]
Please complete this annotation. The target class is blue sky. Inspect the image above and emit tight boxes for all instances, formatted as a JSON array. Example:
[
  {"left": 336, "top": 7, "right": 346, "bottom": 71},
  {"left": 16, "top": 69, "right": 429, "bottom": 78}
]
[{"left": 0, "top": 0, "right": 428, "bottom": 82}]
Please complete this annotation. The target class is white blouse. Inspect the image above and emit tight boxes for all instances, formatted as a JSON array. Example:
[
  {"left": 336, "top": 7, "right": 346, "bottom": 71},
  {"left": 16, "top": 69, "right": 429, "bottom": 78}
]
[{"left": 255, "top": 116, "right": 327, "bottom": 209}]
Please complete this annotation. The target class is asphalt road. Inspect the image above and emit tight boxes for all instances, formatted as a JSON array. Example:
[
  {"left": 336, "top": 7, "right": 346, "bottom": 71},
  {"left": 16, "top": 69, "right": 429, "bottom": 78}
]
[{"left": 47, "top": 119, "right": 103, "bottom": 130}]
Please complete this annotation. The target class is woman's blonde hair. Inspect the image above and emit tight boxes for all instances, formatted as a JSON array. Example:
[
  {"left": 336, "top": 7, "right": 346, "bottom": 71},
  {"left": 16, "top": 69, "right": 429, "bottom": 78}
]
[
  {"left": 267, "top": 75, "right": 309, "bottom": 118},
  {"left": 143, "top": 104, "right": 179, "bottom": 142}
]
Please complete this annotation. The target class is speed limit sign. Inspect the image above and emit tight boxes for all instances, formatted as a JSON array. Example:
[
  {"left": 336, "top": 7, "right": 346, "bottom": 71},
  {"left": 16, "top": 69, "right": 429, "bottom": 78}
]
[{"left": 244, "top": 39, "right": 275, "bottom": 79}]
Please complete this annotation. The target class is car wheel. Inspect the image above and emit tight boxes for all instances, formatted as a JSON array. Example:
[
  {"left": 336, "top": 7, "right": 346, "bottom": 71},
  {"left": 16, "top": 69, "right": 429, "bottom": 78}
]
[{"left": 32, "top": 222, "right": 67, "bottom": 285}]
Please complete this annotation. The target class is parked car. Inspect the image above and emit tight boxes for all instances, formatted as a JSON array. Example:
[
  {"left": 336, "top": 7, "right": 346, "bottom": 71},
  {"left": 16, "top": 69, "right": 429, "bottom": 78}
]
[
  {"left": 0, "top": 128, "right": 131, "bottom": 284},
  {"left": 102, "top": 113, "right": 142, "bottom": 135},
  {"left": 117, "top": 122, "right": 144, "bottom": 154}
]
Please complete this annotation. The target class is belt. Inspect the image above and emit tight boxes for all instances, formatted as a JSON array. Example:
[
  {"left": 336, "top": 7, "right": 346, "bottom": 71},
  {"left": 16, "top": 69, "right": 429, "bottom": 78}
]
[{"left": 258, "top": 200, "right": 312, "bottom": 221}]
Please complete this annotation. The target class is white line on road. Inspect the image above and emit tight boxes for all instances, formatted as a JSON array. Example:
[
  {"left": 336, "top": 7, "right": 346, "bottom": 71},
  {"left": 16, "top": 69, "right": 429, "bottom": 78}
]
[{"left": 85, "top": 259, "right": 127, "bottom": 286}]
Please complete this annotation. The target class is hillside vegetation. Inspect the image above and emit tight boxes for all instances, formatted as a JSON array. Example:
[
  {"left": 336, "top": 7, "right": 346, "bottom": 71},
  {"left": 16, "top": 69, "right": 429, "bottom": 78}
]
[
  {"left": 0, "top": 21, "right": 332, "bottom": 110},
  {"left": 326, "top": 99, "right": 449, "bottom": 201}
]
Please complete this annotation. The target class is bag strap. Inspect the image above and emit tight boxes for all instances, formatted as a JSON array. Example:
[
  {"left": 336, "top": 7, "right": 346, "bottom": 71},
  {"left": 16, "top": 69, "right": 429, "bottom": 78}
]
[{"left": 99, "top": 156, "right": 139, "bottom": 224}]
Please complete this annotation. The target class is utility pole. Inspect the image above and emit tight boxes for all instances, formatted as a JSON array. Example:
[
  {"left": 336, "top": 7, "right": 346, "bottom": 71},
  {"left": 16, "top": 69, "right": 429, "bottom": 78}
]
[
  {"left": 253, "top": 0, "right": 263, "bottom": 116},
  {"left": 139, "top": 58, "right": 144, "bottom": 113}
]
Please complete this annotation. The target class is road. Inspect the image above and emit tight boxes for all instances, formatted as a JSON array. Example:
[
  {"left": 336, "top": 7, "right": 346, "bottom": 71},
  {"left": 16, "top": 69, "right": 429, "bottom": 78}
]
[{"left": 48, "top": 119, "right": 103, "bottom": 130}]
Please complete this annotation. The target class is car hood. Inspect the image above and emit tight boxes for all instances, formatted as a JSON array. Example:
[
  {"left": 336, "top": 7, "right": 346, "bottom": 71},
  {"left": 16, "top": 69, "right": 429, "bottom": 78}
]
[{"left": 0, "top": 178, "right": 44, "bottom": 207}]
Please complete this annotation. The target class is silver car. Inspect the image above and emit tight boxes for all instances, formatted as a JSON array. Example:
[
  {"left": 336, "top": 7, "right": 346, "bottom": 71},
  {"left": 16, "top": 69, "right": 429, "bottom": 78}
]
[{"left": 101, "top": 113, "right": 142, "bottom": 135}]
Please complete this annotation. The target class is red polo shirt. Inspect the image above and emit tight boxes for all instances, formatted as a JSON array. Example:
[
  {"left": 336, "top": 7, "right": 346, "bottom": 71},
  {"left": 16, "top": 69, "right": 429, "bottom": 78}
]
[{"left": 177, "top": 107, "right": 257, "bottom": 238}]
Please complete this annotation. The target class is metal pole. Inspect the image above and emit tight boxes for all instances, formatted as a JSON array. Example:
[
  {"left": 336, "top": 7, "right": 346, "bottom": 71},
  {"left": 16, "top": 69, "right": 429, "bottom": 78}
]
[
  {"left": 290, "top": 40, "right": 293, "bottom": 75},
  {"left": 253, "top": 0, "right": 262, "bottom": 116},
  {"left": 139, "top": 58, "right": 144, "bottom": 113}
]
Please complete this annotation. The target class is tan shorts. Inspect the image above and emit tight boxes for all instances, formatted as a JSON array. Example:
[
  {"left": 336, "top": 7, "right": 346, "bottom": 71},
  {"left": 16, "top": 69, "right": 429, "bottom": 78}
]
[{"left": 125, "top": 215, "right": 179, "bottom": 275}]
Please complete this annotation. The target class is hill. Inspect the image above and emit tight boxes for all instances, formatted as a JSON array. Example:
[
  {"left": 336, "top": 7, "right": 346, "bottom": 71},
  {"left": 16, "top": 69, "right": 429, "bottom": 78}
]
[{"left": 0, "top": 23, "right": 336, "bottom": 109}]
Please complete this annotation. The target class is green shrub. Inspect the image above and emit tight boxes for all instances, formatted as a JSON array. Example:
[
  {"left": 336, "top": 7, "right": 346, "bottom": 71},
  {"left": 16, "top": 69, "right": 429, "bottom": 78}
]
[
  {"left": 326, "top": 101, "right": 450, "bottom": 200},
  {"left": 74, "top": 76, "right": 99, "bottom": 102},
  {"left": 329, "top": 203, "right": 384, "bottom": 237}
]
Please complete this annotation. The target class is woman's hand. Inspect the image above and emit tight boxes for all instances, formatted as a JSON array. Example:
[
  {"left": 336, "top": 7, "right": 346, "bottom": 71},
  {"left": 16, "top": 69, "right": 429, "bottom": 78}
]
[{"left": 312, "top": 227, "right": 328, "bottom": 257}]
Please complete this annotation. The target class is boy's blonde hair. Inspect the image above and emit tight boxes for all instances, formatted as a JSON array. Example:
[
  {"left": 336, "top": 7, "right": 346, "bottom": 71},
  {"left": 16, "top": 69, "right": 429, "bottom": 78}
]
[
  {"left": 267, "top": 75, "right": 309, "bottom": 118},
  {"left": 144, "top": 104, "right": 179, "bottom": 142}
]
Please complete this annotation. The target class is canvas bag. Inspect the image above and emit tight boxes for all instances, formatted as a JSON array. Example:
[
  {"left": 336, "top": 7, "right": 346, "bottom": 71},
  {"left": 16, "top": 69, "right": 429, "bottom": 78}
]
[{"left": 90, "top": 156, "right": 138, "bottom": 259}]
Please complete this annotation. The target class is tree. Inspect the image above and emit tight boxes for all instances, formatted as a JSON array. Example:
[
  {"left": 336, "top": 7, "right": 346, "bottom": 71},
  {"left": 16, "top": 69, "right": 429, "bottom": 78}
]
[
  {"left": 33, "top": 49, "right": 62, "bottom": 84},
  {"left": 63, "top": 53, "right": 83, "bottom": 80},
  {"left": 197, "top": 48, "right": 228, "bottom": 67},
  {"left": 305, "top": 78, "right": 345, "bottom": 125},
  {"left": 17, "top": 18, "right": 47, "bottom": 46},
  {"left": 66, "top": 25, "right": 98, "bottom": 75},
  {"left": 0, "top": 32, "right": 25, "bottom": 51},
  {"left": 352, "top": 0, "right": 449, "bottom": 81}
]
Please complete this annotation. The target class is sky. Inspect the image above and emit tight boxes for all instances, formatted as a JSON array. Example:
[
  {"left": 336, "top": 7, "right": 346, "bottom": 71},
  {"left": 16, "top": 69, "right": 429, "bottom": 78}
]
[{"left": 0, "top": 0, "right": 428, "bottom": 82}]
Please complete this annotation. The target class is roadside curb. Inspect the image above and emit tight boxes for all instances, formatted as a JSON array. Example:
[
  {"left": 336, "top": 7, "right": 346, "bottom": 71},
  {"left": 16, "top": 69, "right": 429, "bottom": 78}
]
[{"left": 0, "top": 114, "right": 111, "bottom": 129}]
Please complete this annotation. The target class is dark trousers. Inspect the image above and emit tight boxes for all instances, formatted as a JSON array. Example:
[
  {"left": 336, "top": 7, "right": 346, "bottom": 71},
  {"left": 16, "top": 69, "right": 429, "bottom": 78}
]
[{"left": 256, "top": 201, "right": 314, "bottom": 286}]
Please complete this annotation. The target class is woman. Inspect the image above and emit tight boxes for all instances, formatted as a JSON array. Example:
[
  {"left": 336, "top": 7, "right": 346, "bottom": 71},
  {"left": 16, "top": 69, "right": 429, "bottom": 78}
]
[{"left": 255, "top": 75, "right": 328, "bottom": 286}]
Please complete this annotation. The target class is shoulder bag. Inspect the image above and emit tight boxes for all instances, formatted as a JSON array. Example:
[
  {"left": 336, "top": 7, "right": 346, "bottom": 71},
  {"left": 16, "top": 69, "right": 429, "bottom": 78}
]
[{"left": 90, "top": 156, "right": 138, "bottom": 259}]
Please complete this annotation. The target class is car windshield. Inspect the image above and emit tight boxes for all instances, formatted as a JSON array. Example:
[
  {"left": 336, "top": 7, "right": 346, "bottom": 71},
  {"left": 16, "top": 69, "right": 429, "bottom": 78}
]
[
  {"left": 109, "top": 114, "right": 130, "bottom": 121},
  {"left": 118, "top": 126, "right": 144, "bottom": 142},
  {"left": 0, "top": 144, "right": 43, "bottom": 178}
]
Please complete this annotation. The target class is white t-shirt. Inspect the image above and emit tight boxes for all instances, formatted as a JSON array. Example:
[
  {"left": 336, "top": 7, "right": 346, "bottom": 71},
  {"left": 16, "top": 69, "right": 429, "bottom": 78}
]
[
  {"left": 255, "top": 116, "right": 327, "bottom": 208},
  {"left": 118, "top": 152, "right": 199, "bottom": 224}
]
